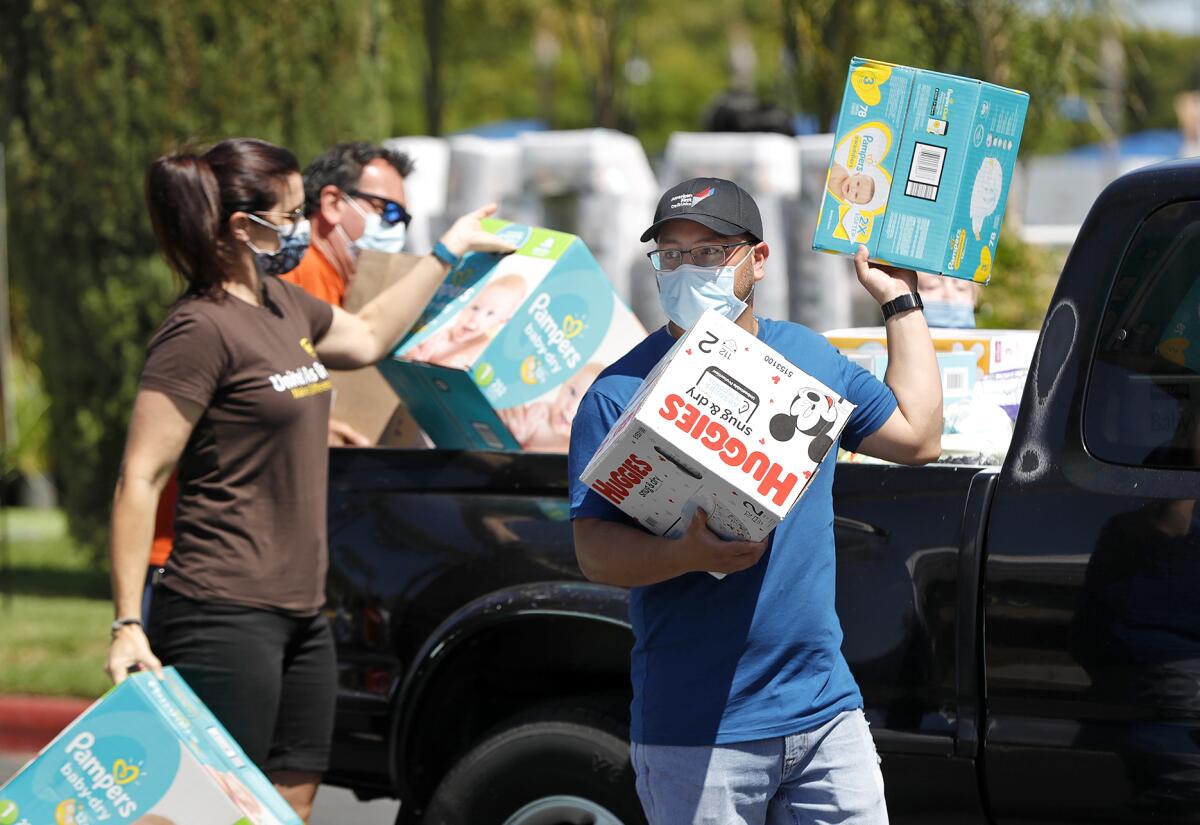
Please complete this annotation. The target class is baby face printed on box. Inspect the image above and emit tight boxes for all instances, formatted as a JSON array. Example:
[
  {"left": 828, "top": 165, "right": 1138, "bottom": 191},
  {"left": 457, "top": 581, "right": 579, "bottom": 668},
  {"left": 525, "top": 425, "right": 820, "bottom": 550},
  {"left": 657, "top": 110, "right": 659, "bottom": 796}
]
[
  {"left": 814, "top": 57, "right": 1028, "bottom": 284},
  {"left": 0, "top": 670, "right": 300, "bottom": 825},
  {"left": 387, "top": 219, "right": 645, "bottom": 452}
]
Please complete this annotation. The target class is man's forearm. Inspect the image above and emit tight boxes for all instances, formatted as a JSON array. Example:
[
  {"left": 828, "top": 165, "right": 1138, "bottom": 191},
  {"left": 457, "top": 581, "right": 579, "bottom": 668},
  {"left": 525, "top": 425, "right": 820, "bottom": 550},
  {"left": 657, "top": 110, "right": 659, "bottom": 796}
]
[
  {"left": 883, "top": 307, "right": 942, "bottom": 450},
  {"left": 574, "top": 518, "right": 687, "bottom": 587}
]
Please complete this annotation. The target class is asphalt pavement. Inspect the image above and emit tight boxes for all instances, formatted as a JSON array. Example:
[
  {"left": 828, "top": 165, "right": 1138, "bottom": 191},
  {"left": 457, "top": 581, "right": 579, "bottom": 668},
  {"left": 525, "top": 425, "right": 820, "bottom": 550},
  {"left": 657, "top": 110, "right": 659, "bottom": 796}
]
[{"left": 0, "top": 752, "right": 400, "bottom": 824}]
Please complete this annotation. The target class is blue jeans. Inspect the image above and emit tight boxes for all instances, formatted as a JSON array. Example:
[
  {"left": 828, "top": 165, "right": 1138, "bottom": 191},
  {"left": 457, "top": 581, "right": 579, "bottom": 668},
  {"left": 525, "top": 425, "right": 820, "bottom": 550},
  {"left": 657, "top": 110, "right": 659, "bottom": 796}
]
[{"left": 631, "top": 709, "right": 888, "bottom": 825}]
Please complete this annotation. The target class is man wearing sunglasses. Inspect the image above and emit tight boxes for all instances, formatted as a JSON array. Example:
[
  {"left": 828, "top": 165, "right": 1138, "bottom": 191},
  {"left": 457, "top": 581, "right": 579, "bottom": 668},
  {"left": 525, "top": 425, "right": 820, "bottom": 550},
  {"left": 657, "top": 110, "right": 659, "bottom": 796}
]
[
  {"left": 568, "top": 177, "right": 943, "bottom": 824},
  {"left": 280, "top": 142, "right": 513, "bottom": 446},
  {"left": 282, "top": 142, "right": 416, "bottom": 307}
]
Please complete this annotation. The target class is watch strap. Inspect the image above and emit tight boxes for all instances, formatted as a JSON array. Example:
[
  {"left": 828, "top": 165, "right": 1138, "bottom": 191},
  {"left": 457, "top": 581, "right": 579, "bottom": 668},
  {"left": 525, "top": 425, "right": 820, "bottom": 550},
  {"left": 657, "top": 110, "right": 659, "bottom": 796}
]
[
  {"left": 881, "top": 292, "right": 924, "bottom": 320},
  {"left": 431, "top": 241, "right": 461, "bottom": 269}
]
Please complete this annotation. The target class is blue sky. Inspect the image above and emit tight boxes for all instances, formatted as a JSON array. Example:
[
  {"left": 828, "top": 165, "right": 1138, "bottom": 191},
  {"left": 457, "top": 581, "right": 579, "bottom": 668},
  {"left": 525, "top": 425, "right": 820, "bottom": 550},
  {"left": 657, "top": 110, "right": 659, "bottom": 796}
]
[{"left": 1125, "top": 0, "right": 1200, "bottom": 33}]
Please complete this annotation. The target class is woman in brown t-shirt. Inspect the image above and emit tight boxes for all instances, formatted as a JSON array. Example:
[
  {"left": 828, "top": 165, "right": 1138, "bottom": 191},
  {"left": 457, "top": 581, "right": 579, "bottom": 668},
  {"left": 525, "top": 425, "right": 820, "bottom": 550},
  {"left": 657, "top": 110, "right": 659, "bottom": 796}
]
[{"left": 104, "top": 137, "right": 514, "bottom": 820}]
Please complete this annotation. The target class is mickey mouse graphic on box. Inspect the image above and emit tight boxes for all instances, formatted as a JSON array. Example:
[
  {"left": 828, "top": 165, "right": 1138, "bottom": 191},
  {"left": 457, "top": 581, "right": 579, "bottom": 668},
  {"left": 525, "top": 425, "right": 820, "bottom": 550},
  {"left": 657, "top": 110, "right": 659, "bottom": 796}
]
[
  {"left": 813, "top": 57, "right": 1029, "bottom": 285},
  {"left": 580, "top": 310, "right": 854, "bottom": 577}
]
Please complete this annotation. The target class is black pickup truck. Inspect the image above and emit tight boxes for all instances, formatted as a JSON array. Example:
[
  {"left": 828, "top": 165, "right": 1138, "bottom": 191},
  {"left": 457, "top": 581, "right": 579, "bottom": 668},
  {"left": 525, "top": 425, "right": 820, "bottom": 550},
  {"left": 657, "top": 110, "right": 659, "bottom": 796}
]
[{"left": 321, "top": 159, "right": 1200, "bottom": 824}]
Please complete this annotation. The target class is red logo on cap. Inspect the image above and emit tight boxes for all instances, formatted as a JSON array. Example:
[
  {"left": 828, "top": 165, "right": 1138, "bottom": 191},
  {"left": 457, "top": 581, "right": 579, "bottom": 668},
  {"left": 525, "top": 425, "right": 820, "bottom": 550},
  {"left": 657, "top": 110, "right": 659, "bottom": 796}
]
[{"left": 669, "top": 185, "right": 717, "bottom": 210}]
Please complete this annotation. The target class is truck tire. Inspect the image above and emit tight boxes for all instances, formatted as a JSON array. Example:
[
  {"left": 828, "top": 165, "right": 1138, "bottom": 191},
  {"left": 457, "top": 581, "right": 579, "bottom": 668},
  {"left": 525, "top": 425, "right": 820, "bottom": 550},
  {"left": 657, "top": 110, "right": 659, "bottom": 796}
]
[{"left": 420, "top": 707, "right": 647, "bottom": 825}]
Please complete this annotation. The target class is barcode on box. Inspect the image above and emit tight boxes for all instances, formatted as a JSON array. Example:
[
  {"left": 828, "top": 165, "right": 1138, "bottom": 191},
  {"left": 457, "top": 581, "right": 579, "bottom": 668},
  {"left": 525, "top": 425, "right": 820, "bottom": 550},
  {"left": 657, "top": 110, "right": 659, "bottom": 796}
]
[
  {"left": 943, "top": 367, "right": 969, "bottom": 394},
  {"left": 906, "top": 143, "right": 946, "bottom": 201}
]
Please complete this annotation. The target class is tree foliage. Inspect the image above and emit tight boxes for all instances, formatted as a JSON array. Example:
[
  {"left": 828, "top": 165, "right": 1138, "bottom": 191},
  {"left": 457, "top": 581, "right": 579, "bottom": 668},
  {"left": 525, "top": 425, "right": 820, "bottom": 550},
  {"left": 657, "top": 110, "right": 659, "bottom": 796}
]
[
  {"left": 0, "top": 1, "right": 395, "bottom": 554},
  {"left": 1, "top": 0, "right": 1197, "bottom": 556}
]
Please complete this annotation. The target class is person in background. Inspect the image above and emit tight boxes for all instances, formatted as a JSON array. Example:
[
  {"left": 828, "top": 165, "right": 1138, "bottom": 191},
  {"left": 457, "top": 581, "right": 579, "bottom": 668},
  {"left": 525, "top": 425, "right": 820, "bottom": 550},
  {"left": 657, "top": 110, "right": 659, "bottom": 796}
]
[
  {"left": 105, "top": 137, "right": 514, "bottom": 821},
  {"left": 569, "top": 177, "right": 942, "bottom": 824},
  {"left": 140, "top": 474, "right": 177, "bottom": 624},
  {"left": 917, "top": 271, "right": 979, "bottom": 328},
  {"left": 282, "top": 141, "right": 413, "bottom": 307}
]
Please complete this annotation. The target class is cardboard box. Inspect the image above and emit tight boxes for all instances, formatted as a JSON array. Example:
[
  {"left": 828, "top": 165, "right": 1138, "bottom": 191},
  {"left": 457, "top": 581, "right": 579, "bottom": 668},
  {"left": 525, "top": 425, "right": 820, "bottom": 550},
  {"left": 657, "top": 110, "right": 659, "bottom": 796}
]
[
  {"left": 325, "top": 251, "right": 430, "bottom": 448},
  {"left": 0, "top": 668, "right": 300, "bottom": 825},
  {"left": 824, "top": 326, "right": 1038, "bottom": 376},
  {"left": 845, "top": 349, "right": 979, "bottom": 403},
  {"left": 381, "top": 219, "right": 645, "bottom": 452},
  {"left": 580, "top": 310, "right": 854, "bottom": 548},
  {"left": 813, "top": 57, "right": 1029, "bottom": 283}
]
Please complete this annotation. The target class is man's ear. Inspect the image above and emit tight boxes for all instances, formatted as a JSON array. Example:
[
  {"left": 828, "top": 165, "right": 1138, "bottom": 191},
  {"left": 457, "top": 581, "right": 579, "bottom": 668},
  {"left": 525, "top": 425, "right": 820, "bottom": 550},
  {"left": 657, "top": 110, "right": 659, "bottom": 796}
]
[
  {"left": 751, "top": 241, "right": 770, "bottom": 279},
  {"left": 318, "top": 184, "right": 344, "bottom": 227}
]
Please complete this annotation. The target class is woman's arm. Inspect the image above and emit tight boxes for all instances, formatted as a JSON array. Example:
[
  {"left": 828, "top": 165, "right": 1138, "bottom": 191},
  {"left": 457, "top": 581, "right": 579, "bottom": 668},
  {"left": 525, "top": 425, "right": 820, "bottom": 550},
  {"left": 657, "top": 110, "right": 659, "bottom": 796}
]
[
  {"left": 316, "top": 204, "right": 517, "bottom": 369},
  {"left": 106, "top": 389, "right": 202, "bottom": 684}
]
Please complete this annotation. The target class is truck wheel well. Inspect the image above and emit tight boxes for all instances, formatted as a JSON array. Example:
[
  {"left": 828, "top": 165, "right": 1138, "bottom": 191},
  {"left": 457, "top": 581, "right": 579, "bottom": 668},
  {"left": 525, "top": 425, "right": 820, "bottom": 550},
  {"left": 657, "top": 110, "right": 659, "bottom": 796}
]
[{"left": 398, "top": 614, "right": 633, "bottom": 812}]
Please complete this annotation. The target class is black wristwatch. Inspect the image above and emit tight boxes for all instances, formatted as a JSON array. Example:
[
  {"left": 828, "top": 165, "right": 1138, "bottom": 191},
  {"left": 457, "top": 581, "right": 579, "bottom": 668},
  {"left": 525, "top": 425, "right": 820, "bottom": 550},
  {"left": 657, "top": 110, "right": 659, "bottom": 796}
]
[{"left": 881, "top": 292, "right": 924, "bottom": 320}]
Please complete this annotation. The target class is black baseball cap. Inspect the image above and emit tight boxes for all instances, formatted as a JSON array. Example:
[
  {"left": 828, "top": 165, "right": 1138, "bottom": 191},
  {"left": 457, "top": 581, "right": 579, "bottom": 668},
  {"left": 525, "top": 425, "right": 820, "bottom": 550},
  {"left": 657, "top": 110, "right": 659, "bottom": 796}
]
[{"left": 640, "top": 177, "right": 763, "bottom": 243}]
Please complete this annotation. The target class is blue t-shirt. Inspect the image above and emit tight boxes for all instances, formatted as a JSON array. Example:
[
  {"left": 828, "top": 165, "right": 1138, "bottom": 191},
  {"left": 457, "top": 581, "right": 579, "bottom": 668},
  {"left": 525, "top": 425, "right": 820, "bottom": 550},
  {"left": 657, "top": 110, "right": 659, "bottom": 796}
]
[{"left": 568, "top": 317, "right": 898, "bottom": 746}]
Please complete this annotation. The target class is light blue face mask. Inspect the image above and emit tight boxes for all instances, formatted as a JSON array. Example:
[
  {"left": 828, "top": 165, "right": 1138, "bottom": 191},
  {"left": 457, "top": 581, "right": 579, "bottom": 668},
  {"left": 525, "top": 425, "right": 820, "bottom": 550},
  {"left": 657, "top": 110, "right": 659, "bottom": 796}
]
[
  {"left": 924, "top": 299, "right": 976, "bottom": 328},
  {"left": 344, "top": 195, "right": 408, "bottom": 255},
  {"left": 655, "top": 250, "right": 753, "bottom": 331}
]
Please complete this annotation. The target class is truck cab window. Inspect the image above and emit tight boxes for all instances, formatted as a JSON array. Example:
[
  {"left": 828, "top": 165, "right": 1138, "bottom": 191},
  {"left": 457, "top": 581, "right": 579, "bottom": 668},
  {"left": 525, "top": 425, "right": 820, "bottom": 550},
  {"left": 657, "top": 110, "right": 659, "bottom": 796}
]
[{"left": 1085, "top": 201, "right": 1200, "bottom": 469}]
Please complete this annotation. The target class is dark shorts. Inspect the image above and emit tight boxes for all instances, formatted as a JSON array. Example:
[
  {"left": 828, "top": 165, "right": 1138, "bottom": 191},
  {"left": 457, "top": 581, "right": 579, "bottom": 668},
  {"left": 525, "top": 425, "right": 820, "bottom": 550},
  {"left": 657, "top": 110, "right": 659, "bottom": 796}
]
[{"left": 148, "top": 584, "right": 336, "bottom": 774}]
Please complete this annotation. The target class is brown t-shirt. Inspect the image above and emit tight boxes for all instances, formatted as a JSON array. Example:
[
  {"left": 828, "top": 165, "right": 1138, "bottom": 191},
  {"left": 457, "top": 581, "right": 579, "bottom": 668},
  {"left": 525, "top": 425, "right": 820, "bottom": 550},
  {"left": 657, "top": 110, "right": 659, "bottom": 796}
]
[{"left": 140, "top": 277, "right": 335, "bottom": 615}]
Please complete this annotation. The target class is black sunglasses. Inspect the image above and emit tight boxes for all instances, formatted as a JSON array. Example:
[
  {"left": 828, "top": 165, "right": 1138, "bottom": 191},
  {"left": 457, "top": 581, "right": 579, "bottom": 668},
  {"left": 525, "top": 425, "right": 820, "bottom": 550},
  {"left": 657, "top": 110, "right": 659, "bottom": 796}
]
[{"left": 346, "top": 189, "right": 412, "bottom": 228}]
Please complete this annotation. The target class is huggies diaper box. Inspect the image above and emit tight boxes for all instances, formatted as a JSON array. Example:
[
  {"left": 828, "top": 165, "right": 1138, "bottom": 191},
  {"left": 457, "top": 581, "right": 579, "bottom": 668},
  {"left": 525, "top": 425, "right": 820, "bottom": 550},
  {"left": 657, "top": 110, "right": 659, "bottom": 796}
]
[
  {"left": 0, "top": 668, "right": 301, "bottom": 825},
  {"left": 581, "top": 310, "right": 854, "bottom": 553},
  {"left": 380, "top": 219, "right": 645, "bottom": 452},
  {"left": 813, "top": 57, "right": 1029, "bottom": 283}
]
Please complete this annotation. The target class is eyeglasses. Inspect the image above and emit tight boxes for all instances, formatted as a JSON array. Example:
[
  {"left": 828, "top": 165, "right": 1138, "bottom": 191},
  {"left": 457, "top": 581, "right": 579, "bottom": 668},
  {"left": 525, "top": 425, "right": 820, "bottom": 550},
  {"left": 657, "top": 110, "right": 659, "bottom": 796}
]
[
  {"left": 250, "top": 207, "right": 306, "bottom": 239},
  {"left": 648, "top": 241, "right": 754, "bottom": 272},
  {"left": 346, "top": 189, "right": 412, "bottom": 228}
]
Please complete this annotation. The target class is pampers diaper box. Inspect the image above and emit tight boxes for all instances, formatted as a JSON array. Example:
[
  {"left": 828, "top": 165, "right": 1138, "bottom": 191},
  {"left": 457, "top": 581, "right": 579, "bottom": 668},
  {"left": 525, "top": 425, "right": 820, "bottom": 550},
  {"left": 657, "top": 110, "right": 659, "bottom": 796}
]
[
  {"left": 581, "top": 310, "right": 854, "bottom": 557},
  {"left": 380, "top": 219, "right": 645, "bottom": 452},
  {"left": 813, "top": 57, "right": 1029, "bottom": 283},
  {"left": 824, "top": 327, "right": 1038, "bottom": 376},
  {"left": 0, "top": 668, "right": 301, "bottom": 825}
]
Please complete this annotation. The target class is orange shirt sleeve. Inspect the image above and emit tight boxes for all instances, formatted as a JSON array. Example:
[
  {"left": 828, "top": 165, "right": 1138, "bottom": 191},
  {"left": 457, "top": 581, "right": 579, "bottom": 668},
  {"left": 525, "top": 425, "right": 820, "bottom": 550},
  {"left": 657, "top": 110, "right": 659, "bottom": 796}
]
[
  {"left": 149, "top": 473, "right": 178, "bottom": 568},
  {"left": 281, "top": 247, "right": 345, "bottom": 307}
]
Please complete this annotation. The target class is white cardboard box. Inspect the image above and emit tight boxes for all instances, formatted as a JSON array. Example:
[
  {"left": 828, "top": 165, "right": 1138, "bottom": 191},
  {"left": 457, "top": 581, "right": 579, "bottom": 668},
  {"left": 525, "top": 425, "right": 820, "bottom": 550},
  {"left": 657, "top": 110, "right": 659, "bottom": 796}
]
[
  {"left": 580, "top": 311, "right": 855, "bottom": 548},
  {"left": 823, "top": 326, "right": 1038, "bottom": 375}
]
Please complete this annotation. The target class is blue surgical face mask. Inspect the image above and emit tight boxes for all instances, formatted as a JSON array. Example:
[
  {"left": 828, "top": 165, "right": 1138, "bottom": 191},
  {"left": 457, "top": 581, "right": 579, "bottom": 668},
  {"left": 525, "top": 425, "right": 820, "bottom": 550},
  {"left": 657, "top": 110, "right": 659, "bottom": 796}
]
[
  {"left": 656, "top": 249, "right": 753, "bottom": 331},
  {"left": 344, "top": 195, "right": 408, "bottom": 255},
  {"left": 924, "top": 299, "right": 976, "bottom": 328}
]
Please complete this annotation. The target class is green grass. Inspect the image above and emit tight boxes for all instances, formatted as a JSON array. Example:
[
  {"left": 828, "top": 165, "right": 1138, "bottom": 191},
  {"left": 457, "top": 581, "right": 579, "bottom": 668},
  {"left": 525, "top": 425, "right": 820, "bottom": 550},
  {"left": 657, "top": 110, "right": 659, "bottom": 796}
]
[{"left": 0, "top": 508, "right": 113, "bottom": 698}]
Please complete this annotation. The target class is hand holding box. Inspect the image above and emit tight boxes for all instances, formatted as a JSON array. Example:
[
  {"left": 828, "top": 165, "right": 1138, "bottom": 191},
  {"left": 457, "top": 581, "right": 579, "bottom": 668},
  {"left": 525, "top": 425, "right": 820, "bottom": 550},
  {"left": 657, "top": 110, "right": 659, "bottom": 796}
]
[{"left": 581, "top": 311, "right": 855, "bottom": 558}]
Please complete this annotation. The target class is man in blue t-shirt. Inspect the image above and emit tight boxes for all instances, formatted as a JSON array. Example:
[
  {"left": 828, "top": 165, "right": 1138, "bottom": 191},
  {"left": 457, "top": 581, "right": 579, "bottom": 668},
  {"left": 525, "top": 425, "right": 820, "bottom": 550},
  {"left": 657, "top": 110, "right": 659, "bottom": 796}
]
[{"left": 568, "top": 177, "right": 942, "bottom": 824}]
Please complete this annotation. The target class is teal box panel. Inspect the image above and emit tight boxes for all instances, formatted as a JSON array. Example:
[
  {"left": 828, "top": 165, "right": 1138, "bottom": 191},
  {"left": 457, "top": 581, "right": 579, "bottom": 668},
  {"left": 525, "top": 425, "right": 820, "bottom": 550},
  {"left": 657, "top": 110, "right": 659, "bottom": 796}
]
[
  {"left": 382, "top": 218, "right": 645, "bottom": 452},
  {"left": 813, "top": 57, "right": 1029, "bottom": 284},
  {"left": 0, "top": 668, "right": 302, "bottom": 824},
  {"left": 377, "top": 358, "right": 520, "bottom": 451}
]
